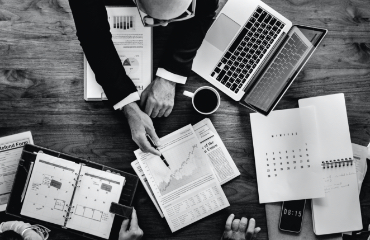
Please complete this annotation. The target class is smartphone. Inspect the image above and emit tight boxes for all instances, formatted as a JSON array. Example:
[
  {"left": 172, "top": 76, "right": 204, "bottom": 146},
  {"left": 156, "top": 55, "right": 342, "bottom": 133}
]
[{"left": 279, "top": 199, "right": 306, "bottom": 233}]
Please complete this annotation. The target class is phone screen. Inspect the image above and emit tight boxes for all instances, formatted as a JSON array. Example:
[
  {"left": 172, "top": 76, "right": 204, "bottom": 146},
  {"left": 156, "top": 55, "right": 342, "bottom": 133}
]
[{"left": 279, "top": 199, "right": 306, "bottom": 233}]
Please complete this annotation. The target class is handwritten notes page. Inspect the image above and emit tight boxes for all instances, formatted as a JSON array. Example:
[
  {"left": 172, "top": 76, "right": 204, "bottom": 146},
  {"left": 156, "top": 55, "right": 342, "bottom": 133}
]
[
  {"left": 66, "top": 166, "right": 125, "bottom": 239},
  {"left": 21, "top": 153, "right": 80, "bottom": 225},
  {"left": 299, "top": 94, "right": 362, "bottom": 234},
  {"left": 250, "top": 107, "right": 324, "bottom": 203},
  {"left": 135, "top": 125, "right": 229, "bottom": 232},
  {"left": 311, "top": 163, "right": 361, "bottom": 235}
]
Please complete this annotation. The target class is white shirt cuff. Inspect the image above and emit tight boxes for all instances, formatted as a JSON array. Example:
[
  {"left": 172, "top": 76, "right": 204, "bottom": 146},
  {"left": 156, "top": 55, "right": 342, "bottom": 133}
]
[
  {"left": 113, "top": 92, "right": 140, "bottom": 110},
  {"left": 156, "top": 68, "right": 187, "bottom": 84}
]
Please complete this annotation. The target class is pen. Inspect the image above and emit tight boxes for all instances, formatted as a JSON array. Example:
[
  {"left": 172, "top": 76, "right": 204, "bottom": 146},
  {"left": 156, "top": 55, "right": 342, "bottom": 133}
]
[{"left": 146, "top": 134, "right": 170, "bottom": 169}]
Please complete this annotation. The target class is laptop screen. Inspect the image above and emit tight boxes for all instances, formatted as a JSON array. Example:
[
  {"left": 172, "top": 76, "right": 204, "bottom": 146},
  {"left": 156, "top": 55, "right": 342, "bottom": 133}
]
[{"left": 240, "top": 25, "right": 327, "bottom": 115}]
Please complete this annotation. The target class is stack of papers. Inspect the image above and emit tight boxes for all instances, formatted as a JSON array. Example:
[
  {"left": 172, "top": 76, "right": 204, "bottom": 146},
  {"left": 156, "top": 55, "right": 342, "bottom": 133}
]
[
  {"left": 251, "top": 93, "right": 364, "bottom": 235},
  {"left": 132, "top": 118, "right": 240, "bottom": 232}
]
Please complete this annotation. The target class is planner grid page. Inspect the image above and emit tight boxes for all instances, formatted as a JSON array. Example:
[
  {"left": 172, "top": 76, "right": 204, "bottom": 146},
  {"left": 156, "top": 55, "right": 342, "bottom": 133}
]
[
  {"left": 250, "top": 107, "right": 324, "bottom": 203},
  {"left": 21, "top": 153, "right": 80, "bottom": 225},
  {"left": 66, "top": 166, "right": 125, "bottom": 239}
]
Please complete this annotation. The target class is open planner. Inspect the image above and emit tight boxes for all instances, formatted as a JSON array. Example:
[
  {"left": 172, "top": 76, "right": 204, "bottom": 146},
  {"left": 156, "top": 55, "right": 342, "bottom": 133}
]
[
  {"left": 6, "top": 144, "right": 139, "bottom": 240},
  {"left": 299, "top": 93, "right": 362, "bottom": 235},
  {"left": 21, "top": 153, "right": 125, "bottom": 239}
]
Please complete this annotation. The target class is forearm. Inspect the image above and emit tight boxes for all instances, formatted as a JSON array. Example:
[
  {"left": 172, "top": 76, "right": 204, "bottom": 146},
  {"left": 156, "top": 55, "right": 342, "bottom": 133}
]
[{"left": 68, "top": 0, "right": 137, "bottom": 105}]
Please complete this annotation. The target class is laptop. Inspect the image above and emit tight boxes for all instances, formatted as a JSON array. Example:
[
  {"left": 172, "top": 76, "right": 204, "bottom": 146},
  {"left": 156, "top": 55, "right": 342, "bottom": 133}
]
[{"left": 192, "top": 0, "right": 327, "bottom": 116}]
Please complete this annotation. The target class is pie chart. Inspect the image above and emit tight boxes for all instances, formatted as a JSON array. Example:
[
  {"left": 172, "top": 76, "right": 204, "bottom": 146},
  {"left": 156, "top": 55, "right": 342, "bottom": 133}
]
[{"left": 122, "top": 57, "right": 139, "bottom": 75}]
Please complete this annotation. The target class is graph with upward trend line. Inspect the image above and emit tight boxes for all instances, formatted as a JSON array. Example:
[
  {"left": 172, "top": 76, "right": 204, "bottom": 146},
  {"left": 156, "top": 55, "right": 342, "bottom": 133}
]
[{"left": 145, "top": 141, "right": 211, "bottom": 196}]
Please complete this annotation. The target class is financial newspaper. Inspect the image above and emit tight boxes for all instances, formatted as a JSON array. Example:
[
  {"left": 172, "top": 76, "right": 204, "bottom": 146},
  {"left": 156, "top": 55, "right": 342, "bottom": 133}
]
[
  {"left": 134, "top": 124, "right": 230, "bottom": 232},
  {"left": 0, "top": 132, "right": 33, "bottom": 211},
  {"left": 84, "top": 7, "right": 152, "bottom": 101},
  {"left": 132, "top": 119, "right": 239, "bottom": 218}
]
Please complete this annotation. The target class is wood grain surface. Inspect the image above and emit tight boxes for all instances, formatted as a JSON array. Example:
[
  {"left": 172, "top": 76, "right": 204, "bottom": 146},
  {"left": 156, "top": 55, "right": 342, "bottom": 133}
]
[{"left": 0, "top": 0, "right": 369, "bottom": 239}]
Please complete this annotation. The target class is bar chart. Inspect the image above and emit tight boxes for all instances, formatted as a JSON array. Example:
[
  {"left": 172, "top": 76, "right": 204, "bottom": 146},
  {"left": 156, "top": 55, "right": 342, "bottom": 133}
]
[{"left": 113, "top": 16, "right": 135, "bottom": 30}]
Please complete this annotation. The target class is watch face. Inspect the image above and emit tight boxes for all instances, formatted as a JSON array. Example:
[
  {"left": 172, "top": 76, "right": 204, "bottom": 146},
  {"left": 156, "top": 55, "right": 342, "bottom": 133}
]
[{"left": 279, "top": 200, "right": 306, "bottom": 233}]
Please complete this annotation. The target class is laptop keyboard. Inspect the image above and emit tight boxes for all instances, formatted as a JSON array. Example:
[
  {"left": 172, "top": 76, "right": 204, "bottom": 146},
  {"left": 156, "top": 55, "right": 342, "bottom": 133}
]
[
  {"left": 211, "top": 6, "right": 285, "bottom": 93},
  {"left": 244, "top": 32, "right": 309, "bottom": 111}
]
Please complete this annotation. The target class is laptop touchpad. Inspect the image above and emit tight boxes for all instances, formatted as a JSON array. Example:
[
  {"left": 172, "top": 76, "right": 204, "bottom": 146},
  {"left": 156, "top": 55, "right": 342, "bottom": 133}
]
[{"left": 205, "top": 13, "right": 241, "bottom": 52}]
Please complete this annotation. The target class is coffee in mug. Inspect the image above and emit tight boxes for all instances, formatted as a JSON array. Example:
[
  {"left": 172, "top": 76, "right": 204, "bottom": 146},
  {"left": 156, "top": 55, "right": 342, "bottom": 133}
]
[{"left": 183, "top": 86, "right": 220, "bottom": 115}]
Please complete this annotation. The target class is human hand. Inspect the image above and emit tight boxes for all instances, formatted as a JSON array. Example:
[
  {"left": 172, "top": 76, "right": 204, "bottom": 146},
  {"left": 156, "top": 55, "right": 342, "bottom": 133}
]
[
  {"left": 221, "top": 214, "right": 261, "bottom": 240},
  {"left": 119, "top": 209, "right": 143, "bottom": 240},
  {"left": 140, "top": 76, "right": 175, "bottom": 118},
  {"left": 123, "top": 102, "right": 161, "bottom": 156}
]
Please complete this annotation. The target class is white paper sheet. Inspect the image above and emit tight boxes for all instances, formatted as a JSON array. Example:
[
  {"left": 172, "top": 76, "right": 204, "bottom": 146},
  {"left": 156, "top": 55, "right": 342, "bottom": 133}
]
[
  {"left": 352, "top": 143, "right": 368, "bottom": 191},
  {"left": 66, "top": 166, "right": 126, "bottom": 239},
  {"left": 299, "top": 93, "right": 362, "bottom": 235},
  {"left": 131, "top": 160, "right": 164, "bottom": 218},
  {"left": 0, "top": 131, "right": 33, "bottom": 211},
  {"left": 135, "top": 125, "right": 229, "bottom": 232},
  {"left": 21, "top": 153, "right": 80, "bottom": 225},
  {"left": 85, "top": 7, "right": 152, "bottom": 100},
  {"left": 250, "top": 107, "right": 324, "bottom": 203},
  {"left": 193, "top": 118, "right": 240, "bottom": 185}
]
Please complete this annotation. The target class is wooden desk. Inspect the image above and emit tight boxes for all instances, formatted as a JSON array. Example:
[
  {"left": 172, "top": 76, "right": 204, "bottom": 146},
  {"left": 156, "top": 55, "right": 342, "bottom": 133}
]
[{"left": 0, "top": 0, "right": 369, "bottom": 239}]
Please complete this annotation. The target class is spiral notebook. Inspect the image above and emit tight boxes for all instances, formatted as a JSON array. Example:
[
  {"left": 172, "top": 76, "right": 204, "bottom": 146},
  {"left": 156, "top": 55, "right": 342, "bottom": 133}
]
[
  {"left": 21, "top": 153, "right": 126, "bottom": 239},
  {"left": 299, "top": 93, "right": 362, "bottom": 235}
]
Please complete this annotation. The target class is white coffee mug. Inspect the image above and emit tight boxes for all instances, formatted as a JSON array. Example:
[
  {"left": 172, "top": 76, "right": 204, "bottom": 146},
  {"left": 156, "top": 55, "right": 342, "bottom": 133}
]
[{"left": 183, "top": 86, "right": 221, "bottom": 115}]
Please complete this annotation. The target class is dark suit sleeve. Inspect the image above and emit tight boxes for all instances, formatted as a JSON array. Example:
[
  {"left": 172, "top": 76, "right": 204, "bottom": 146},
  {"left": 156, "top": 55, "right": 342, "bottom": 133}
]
[
  {"left": 68, "top": 0, "right": 137, "bottom": 106},
  {"left": 158, "top": 0, "right": 219, "bottom": 78}
]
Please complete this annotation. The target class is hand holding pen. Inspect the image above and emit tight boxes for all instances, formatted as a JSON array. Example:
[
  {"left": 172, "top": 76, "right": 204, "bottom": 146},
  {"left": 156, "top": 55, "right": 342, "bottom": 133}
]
[{"left": 146, "top": 134, "right": 170, "bottom": 169}]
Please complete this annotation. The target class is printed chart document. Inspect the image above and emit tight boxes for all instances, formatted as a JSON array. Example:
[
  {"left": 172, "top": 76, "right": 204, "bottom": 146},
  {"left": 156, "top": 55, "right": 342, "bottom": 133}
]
[
  {"left": 0, "top": 131, "right": 33, "bottom": 211},
  {"left": 193, "top": 118, "right": 240, "bottom": 185},
  {"left": 84, "top": 7, "right": 152, "bottom": 101},
  {"left": 131, "top": 160, "right": 164, "bottom": 218},
  {"left": 352, "top": 143, "right": 368, "bottom": 191},
  {"left": 299, "top": 93, "right": 362, "bottom": 235},
  {"left": 21, "top": 153, "right": 126, "bottom": 239},
  {"left": 132, "top": 118, "right": 239, "bottom": 218},
  {"left": 135, "top": 125, "right": 230, "bottom": 232},
  {"left": 250, "top": 107, "right": 324, "bottom": 203}
]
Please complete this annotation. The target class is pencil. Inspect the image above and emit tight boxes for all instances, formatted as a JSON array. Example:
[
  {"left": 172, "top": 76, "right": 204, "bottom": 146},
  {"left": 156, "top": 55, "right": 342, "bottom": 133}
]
[{"left": 146, "top": 134, "right": 170, "bottom": 169}]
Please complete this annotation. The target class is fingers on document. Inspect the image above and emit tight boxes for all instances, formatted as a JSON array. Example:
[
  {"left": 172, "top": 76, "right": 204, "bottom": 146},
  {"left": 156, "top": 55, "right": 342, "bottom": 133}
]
[
  {"left": 140, "top": 89, "right": 148, "bottom": 109},
  {"left": 120, "top": 218, "right": 130, "bottom": 232},
  {"left": 157, "top": 107, "right": 167, "bottom": 118},
  {"left": 231, "top": 218, "right": 240, "bottom": 231},
  {"left": 163, "top": 106, "right": 173, "bottom": 117},
  {"left": 239, "top": 217, "right": 248, "bottom": 232},
  {"left": 137, "top": 136, "right": 160, "bottom": 156},
  {"left": 130, "top": 209, "right": 139, "bottom": 230},
  {"left": 135, "top": 130, "right": 160, "bottom": 156},
  {"left": 253, "top": 227, "right": 261, "bottom": 239},
  {"left": 225, "top": 214, "right": 235, "bottom": 231},
  {"left": 145, "top": 99, "right": 154, "bottom": 117}
]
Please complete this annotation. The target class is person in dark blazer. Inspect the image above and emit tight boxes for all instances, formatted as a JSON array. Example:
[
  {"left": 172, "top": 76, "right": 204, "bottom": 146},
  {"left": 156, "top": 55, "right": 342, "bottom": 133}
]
[{"left": 68, "top": 0, "right": 219, "bottom": 154}]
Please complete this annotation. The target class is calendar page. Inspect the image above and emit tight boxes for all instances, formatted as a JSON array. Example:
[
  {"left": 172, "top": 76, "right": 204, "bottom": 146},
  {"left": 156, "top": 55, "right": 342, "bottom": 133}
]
[
  {"left": 66, "top": 166, "right": 125, "bottom": 239},
  {"left": 250, "top": 107, "right": 324, "bottom": 203},
  {"left": 21, "top": 153, "right": 81, "bottom": 225}
]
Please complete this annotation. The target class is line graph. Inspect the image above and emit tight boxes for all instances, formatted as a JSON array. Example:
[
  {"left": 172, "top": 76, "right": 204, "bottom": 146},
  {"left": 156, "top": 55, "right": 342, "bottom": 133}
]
[{"left": 145, "top": 141, "right": 211, "bottom": 196}]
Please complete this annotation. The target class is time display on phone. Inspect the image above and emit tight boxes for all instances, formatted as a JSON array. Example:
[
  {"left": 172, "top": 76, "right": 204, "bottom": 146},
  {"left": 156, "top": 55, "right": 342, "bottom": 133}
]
[
  {"left": 283, "top": 208, "right": 302, "bottom": 217},
  {"left": 279, "top": 199, "right": 306, "bottom": 233}
]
